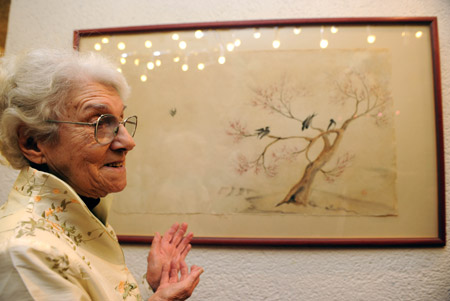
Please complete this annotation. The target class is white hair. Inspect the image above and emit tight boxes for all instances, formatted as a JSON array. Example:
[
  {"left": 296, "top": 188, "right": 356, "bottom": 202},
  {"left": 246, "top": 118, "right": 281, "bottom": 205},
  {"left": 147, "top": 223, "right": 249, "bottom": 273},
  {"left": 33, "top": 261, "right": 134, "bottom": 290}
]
[{"left": 0, "top": 48, "right": 130, "bottom": 169}]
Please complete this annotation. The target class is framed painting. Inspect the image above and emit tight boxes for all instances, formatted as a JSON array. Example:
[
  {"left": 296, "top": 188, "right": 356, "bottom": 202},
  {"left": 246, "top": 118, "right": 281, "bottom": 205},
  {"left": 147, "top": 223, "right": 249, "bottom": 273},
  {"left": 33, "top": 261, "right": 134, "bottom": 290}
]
[{"left": 74, "top": 17, "right": 445, "bottom": 246}]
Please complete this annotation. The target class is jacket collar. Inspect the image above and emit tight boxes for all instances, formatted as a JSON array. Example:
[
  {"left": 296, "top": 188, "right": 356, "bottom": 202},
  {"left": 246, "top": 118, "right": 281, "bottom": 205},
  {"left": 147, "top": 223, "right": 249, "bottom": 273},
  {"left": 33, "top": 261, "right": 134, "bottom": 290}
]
[{"left": 12, "top": 167, "right": 124, "bottom": 263}]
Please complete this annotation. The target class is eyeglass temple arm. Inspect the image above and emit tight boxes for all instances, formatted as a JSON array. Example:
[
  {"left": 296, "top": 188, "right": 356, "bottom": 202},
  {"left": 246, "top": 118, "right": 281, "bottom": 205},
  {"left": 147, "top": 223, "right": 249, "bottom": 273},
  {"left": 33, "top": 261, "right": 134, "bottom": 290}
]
[{"left": 47, "top": 120, "right": 96, "bottom": 126}]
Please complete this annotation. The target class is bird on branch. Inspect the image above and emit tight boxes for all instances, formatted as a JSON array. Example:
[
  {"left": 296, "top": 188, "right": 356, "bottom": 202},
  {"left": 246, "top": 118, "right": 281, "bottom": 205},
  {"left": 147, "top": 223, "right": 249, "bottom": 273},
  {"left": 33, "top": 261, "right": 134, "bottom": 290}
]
[
  {"left": 327, "top": 118, "right": 336, "bottom": 130},
  {"left": 302, "top": 113, "right": 316, "bottom": 131},
  {"left": 255, "top": 126, "right": 270, "bottom": 139}
]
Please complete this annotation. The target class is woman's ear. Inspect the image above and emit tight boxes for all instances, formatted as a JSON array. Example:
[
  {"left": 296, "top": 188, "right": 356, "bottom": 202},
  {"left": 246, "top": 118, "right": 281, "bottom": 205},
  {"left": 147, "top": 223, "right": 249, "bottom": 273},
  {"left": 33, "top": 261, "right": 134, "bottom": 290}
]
[{"left": 17, "top": 126, "right": 47, "bottom": 165}]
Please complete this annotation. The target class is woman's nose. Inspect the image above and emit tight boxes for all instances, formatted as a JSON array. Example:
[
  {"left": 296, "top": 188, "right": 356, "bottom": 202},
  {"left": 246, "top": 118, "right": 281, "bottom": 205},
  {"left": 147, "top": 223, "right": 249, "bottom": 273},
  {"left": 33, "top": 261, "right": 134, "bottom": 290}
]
[{"left": 110, "top": 124, "right": 136, "bottom": 151}]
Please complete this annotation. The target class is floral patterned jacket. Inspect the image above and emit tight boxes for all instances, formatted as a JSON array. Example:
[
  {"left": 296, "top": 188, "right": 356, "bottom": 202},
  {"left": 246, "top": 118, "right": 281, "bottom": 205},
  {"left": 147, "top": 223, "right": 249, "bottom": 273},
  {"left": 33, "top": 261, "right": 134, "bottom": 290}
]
[{"left": 0, "top": 167, "right": 142, "bottom": 300}]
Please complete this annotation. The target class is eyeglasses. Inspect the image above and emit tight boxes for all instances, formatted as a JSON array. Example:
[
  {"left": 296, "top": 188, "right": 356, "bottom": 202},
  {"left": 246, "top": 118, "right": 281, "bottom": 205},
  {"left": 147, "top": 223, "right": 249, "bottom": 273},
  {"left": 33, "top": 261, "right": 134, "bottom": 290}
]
[{"left": 47, "top": 114, "right": 138, "bottom": 145}]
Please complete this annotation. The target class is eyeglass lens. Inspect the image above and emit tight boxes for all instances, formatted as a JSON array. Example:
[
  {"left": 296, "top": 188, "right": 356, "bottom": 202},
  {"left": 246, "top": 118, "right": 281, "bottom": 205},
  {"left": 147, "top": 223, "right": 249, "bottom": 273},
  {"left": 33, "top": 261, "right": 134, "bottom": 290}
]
[
  {"left": 96, "top": 115, "right": 137, "bottom": 144},
  {"left": 124, "top": 116, "right": 137, "bottom": 137}
]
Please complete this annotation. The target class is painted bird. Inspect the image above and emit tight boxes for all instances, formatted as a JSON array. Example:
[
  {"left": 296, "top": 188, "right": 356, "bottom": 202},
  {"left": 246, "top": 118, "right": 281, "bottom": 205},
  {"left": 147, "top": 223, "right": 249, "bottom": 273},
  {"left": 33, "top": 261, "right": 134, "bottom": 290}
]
[
  {"left": 255, "top": 126, "right": 270, "bottom": 139},
  {"left": 327, "top": 118, "right": 336, "bottom": 130},
  {"left": 302, "top": 113, "right": 316, "bottom": 131}
]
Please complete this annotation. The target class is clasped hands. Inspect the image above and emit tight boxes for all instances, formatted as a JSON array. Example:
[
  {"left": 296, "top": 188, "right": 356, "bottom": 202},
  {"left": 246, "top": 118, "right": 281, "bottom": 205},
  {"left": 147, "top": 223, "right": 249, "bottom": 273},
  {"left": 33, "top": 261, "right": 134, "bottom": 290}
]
[{"left": 147, "top": 223, "right": 203, "bottom": 301}]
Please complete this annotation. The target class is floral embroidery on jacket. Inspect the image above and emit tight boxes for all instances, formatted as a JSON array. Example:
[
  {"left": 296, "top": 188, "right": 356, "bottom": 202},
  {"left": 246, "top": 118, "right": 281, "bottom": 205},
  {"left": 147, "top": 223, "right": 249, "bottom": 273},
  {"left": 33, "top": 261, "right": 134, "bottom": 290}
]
[
  {"left": 116, "top": 280, "right": 143, "bottom": 300},
  {"left": 15, "top": 174, "right": 106, "bottom": 247},
  {"left": 16, "top": 217, "right": 60, "bottom": 239},
  {"left": 45, "top": 253, "right": 70, "bottom": 280}
]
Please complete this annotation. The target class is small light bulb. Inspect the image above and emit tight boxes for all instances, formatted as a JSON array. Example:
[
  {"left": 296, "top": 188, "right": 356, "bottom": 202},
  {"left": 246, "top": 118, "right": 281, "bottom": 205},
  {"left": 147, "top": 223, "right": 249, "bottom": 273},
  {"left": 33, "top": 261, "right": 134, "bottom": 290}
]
[
  {"left": 293, "top": 27, "right": 301, "bottom": 35},
  {"left": 320, "top": 39, "right": 328, "bottom": 48},
  {"left": 101, "top": 38, "right": 109, "bottom": 44},
  {"left": 117, "top": 42, "right": 126, "bottom": 50},
  {"left": 234, "top": 39, "right": 241, "bottom": 47},
  {"left": 195, "top": 30, "right": 204, "bottom": 39},
  {"left": 272, "top": 40, "right": 281, "bottom": 49},
  {"left": 145, "top": 40, "right": 152, "bottom": 48},
  {"left": 179, "top": 41, "right": 187, "bottom": 49},
  {"left": 134, "top": 59, "right": 140, "bottom": 66},
  {"left": 330, "top": 26, "right": 338, "bottom": 34},
  {"left": 415, "top": 31, "right": 423, "bottom": 38},
  {"left": 173, "top": 56, "right": 180, "bottom": 63},
  {"left": 367, "top": 35, "right": 376, "bottom": 44},
  {"left": 253, "top": 31, "right": 261, "bottom": 39},
  {"left": 94, "top": 43, "right": 101, "bottom": 51},
  {"left": 172, "top": 33, "right": 180, "bottom": 41},
  {"left": 155, "top": 59, "right": 162, "bottom": 67},
  {"left": 197, "top": 63, "right": 205, "bottom": 70},
  {"left": 218, "top": 56, "right": 226, "bottom": 64},
  {"left": 120, "top": 57, "right": 126, "bottom": 65},
  {"left": 140, "top": 75, "right": 147, "bottom": 82},
  {"left": 182, "top": 64, "right": 189, "bottom": 71},
  {"left": 117, "top": 68, "right": 122, "bottom": 73},
  {"left": 226, "top": 43, "right": 235, "bottom": 52},
  {"left": 147, "top": 62, "right": 155, "bottom": 70}
]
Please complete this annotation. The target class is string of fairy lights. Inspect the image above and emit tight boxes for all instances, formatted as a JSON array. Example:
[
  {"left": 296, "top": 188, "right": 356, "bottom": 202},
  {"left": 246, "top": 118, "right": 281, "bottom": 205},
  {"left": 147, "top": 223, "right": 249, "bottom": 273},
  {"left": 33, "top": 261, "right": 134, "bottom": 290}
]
[{"left": 88, "top": 26, "right": 424, "bottom": 82}]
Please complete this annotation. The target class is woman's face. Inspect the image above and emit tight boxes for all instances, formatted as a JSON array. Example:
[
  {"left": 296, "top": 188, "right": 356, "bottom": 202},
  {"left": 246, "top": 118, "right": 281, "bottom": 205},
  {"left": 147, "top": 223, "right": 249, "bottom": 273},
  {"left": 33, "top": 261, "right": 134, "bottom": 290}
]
[{"left": 39, "top": 81, "right": 136, "bottom": 198}]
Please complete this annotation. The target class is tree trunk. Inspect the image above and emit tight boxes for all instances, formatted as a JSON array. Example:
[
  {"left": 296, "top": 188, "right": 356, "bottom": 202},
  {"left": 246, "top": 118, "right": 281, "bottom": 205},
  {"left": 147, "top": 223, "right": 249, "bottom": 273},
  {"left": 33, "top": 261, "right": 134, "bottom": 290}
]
[{"left": 276, "top": 129, "right": 345, "bottom": 207}]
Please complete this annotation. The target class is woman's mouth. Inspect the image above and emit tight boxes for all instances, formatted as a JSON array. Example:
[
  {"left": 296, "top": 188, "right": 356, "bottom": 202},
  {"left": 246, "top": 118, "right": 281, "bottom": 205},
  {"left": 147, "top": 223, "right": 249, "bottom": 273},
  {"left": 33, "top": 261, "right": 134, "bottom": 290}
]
[{"left": 105, "top": 162, "right": 124, "bottom": 168}]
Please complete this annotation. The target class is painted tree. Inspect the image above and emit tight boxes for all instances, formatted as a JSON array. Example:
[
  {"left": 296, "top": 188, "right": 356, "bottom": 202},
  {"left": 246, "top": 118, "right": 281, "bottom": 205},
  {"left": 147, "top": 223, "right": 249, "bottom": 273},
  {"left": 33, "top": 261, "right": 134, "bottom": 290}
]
[{"left": 227, "top": 69, "right": 392, "bottom": 208}]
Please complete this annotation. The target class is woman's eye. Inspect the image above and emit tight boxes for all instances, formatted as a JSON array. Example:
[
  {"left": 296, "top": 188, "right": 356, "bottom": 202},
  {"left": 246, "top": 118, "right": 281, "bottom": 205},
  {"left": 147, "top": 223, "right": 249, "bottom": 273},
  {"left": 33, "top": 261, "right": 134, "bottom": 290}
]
[{"left": 88, "top": 114, "right": 103, "bottom": 123}]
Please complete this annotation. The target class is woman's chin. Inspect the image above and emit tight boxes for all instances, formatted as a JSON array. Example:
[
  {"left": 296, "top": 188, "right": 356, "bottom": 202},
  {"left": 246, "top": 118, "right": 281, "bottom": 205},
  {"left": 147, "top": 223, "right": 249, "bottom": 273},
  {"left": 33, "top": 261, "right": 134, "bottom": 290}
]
[
  {"left": 112, "top": 177, "right": 129, "bottom": 192},
  {"left": 93, "top": 171, "right": 128, "bottom": 196}
]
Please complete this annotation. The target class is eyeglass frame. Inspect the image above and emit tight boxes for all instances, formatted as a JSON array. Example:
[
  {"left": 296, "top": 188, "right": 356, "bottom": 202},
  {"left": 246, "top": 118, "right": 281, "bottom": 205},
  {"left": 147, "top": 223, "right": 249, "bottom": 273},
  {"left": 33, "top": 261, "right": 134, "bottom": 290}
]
[{"left": 46, "top": 114, "right": 138, "bottom": 145}]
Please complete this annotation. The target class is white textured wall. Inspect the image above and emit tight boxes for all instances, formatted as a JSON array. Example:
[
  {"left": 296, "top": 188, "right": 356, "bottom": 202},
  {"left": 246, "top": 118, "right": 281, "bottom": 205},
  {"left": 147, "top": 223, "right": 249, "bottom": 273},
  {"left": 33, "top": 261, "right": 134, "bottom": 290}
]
[{"left": 2, "top": 0, "right": 450, "bottom": 300}]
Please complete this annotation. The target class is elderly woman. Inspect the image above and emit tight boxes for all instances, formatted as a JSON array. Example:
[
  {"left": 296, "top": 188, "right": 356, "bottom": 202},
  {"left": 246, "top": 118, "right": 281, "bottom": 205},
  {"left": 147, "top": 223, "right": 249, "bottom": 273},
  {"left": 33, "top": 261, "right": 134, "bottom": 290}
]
[{"left": 0, "top": 49, "right": 203, "bottom": 300}]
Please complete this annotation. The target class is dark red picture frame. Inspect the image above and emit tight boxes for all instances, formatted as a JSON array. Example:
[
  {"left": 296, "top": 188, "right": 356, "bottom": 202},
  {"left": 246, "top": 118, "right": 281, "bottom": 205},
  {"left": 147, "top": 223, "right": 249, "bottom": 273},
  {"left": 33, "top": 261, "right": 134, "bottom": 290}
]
[{"left": 74, "top": 17, "right": 445, "bottom": 247}]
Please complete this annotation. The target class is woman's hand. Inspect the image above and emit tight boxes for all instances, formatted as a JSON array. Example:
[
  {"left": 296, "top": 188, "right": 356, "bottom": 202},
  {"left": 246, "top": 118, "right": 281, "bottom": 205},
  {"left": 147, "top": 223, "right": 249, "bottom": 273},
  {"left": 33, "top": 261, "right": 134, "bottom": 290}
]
[
  {"left": 147, "top": 223, "right": 193, "bottom": 291},
  {"left": 149, "top": 260, "right": 203, "bottom": 301}
]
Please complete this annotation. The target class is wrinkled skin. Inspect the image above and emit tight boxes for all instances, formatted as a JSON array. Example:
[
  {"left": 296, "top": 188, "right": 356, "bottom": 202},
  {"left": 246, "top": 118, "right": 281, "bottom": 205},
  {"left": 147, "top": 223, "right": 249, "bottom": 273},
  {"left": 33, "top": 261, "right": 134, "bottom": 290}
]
[{"left": 35, "top": 81, "right": 136, "bottom": 198}]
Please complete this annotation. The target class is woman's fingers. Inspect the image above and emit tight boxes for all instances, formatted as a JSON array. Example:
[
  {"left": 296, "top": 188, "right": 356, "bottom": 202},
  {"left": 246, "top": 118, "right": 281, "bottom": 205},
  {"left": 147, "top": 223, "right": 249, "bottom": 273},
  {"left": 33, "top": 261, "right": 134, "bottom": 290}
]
[
  {"left": 179, "top": 243, "right": 192, "bottom": 262},
  {"left": 147, "top": 232, "right": 161, "bottom": 263},
  {"left": 179, "top": 261, "right": 189, "bottom": 281},
  {"left": 169, "top": 260, "right": 180, "bottom": 283},
  {"left": 161, "top": 222, "right": 190, "bottom": 246},
  {"left": 160, "top": 262, "right": 170, "bottom": 285},
  {"left": 177, "top": 232, "right": 193, "bottom": 250},
  {"left": 161, "top": 223, "right": 179, "bottom": 244},
  {"left": 188, "top": 265, "right": 204, "bottom": 291},
  {"left": 190, "top": 265, "right": 203, "bottom": 276},
  {"left": 171, "top": 222, "right": 188, "bottom": 245},
  {"left": 153, "top": 263, "right": 204, "bottom": 301},
  {"left": 163, "top": 261, "right": 204, "bottom": 285},
  {"left": 150, "top": 232, "right": 161, "bottom": 250}
]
